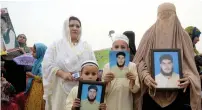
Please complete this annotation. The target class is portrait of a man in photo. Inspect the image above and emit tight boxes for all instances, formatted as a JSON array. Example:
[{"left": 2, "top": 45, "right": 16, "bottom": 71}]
[
  {"left": 155, "top": 54, "right": 180, "bottom": 88},
  {"left": 110, "top": 51, "right": 129, "bottom": 78},
  {"left": 80, "top": 85, "right": 99, "bottom": 110}
]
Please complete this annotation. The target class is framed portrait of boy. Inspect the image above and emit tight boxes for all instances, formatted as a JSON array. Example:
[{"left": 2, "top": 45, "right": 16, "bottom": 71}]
[
  {"left": 77, "top": 80, "right": 106, "bottom": 110},
  {"left": 109, "top": 51, "right": 130, "bottom": 78},
  {"left": 151, "top": 49, "right": 182, "bottom": 90}
]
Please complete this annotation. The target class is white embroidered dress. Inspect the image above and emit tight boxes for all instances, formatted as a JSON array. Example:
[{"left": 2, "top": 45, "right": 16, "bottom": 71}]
[{"left": 42, "top": 19, "right": 96, "bottom": 110}]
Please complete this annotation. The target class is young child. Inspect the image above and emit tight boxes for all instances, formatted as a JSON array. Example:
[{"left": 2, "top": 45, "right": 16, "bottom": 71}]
[
  {"left": 65, "top": 60, "right": 107, "bottom": 110},
  {"left": 24, "top": 43, "right": 47, "bottom": 110},
  {"left": 102, "top": 34, "right": 140, "bottom": 110}
]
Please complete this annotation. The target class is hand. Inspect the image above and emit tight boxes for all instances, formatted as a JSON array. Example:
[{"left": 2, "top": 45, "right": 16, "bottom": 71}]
[
  {"left": 57, "top": 70, "right": 73, "bottom": 81},
  {"left": 99, "top": 103, "right": 107, "bottom": 110},
  {"left": 126, "top": 72, "right": 136, "bottom": 81},
  {"left": 62, "top": 72, "right": 74, "bottom": 81},
  {"left": 19, "top": 47, "right": 26, "bottom": 54},
  {"left": 178, "top": 76, "right": 190, "bottom": 93},
  {"left": 104, "top": 72, "right": 115, "bottom": 83},
  {"left": 26, "top": 72, "right": 35, "bottom": 78},
  {"left": 144, "top": 75, "right": 157, "bottom": 89},
  {"left": 72, "top": 98, "right": 80, "bottom": 110}
]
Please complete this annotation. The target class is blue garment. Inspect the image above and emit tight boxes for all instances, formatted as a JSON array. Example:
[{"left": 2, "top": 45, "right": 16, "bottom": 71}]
[{"left": 25, "top": 43, "right": 47, "bottom": 93}]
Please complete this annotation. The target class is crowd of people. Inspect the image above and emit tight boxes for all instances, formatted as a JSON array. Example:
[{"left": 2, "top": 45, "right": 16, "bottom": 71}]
[{"left": 1, "top": 2, "right": 202, "bottom": 110}]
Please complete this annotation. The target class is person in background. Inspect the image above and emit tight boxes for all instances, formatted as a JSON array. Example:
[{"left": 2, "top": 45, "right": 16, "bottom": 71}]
[
  {"left": 185, "top": 26, "right": 202, "bottom": 102},
  {"left": 185, "top": 26, "right": 202, "bottom": 74},
  {"left": 65, "top": 60, "right": 106, "bottom": 110},
  {"left": 24, "top": 43, "right": 47, "bottom": 110},
  {"left": 1, "top": 73, "right": 19, "bottom": 110},
  {"left": 123, "top": 31, "right": 136, "bottom": 61},
  {"left": 42, "top": 16, "right": 97, "bottom": 110},
  {"left": 17, "top": 34, "right": 32, "bottom": 73},
  {"left": 133, "top": 3, "right": 200, "bottom": 110},
  {"left": 17, "top": 34, "right": 31, "bottom": 54}
]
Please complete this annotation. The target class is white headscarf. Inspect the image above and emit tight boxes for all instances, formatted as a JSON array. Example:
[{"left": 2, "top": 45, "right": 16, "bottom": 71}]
[{"left": 62, "top": 18, "right": 82, "bottom": 46}]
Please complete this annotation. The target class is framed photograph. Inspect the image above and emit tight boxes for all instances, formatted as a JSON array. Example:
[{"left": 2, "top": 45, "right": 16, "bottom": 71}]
[
  {"left": 151, "top": 49, "right": 182, "bottom": 90},
  {"left": 109, "top": 51, "right": 130, "bottom": 78},
  {"left": 1, "top": 8, "right": 19, "bottom": 53},
  {"left": 77, "top": 80, "right": 106, "bottom": 110}
]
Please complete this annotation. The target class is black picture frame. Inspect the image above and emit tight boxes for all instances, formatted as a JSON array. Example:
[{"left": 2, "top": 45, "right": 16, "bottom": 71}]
[
  {"left": 76, "top": 80, "right": 106, "bottom": 110},
  {"left": 151, "top": 49, "right": 182, "bottom": 90}
]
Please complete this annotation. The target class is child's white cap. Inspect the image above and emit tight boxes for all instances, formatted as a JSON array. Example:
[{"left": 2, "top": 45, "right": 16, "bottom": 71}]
[
  {"left": 81, "top": 60, "right": 99, "bottom": 71},
  {"left": 113, "top": 34, "right": 129, "bottom": 45}
]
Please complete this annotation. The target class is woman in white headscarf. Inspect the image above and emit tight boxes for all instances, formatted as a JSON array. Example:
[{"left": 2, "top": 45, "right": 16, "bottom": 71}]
[{"left": 42, "top": 16, "right": 97, "bottom": 110}]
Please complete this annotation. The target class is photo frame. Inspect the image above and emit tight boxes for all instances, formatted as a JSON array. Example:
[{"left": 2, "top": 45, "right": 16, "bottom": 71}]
[
  {"left": 151, "top": 49, "right": 182, "bottom": 90},
  {"left": 77, "top": 80, "right": 106, "bottom": 110}
]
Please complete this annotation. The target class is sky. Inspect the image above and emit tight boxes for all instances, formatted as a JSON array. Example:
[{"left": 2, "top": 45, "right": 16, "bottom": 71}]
[{"left": 1, "top": 0, "right": 202, "bottom": 52}]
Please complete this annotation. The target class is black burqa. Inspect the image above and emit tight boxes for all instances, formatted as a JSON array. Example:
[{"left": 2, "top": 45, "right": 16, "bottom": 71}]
[{"left": 123, "top": 31, "right": 136, "bottom": 61}]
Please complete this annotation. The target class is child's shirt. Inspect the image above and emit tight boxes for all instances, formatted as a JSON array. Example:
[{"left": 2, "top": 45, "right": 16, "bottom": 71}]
[
  {"left": 102, "top": 62, "right": 140, "bottom": 110},
  {"left": 65, "top": 86, "right": 78, "bottom": 110}
]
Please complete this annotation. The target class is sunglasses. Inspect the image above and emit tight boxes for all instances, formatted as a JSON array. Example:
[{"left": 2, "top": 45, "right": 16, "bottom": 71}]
[{"left": 69, "top": 24, "right": 80, "bottom": 28}]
